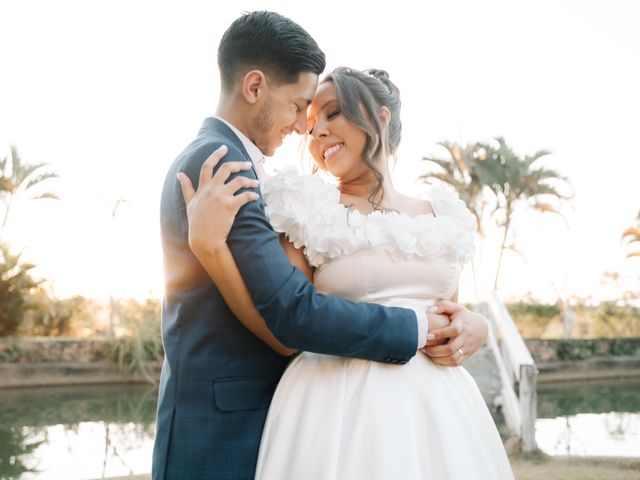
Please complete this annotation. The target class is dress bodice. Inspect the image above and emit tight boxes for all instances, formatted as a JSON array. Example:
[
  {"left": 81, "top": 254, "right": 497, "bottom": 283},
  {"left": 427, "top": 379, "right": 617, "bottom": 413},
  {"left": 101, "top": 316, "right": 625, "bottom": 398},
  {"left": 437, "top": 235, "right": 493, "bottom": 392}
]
[{"left": 262, "top": 167, "right": 476, "bottom": 304}]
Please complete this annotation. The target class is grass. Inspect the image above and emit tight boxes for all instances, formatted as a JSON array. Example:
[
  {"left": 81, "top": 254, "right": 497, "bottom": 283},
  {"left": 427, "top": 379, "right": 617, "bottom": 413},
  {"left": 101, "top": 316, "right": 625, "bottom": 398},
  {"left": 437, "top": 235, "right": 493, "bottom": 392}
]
[
  {"left": 510, "top": 452, "right": 640, "bottom": 480},
  {"left": 101, "top": 455, "right": 640, "bottom": 480}
]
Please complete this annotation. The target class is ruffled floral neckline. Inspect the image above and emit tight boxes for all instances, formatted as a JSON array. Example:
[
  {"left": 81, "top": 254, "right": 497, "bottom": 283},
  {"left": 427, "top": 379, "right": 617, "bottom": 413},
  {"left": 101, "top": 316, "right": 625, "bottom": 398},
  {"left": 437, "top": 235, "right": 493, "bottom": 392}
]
[{"left": 263, "top": 167, "right": 476, "bottom": 268}]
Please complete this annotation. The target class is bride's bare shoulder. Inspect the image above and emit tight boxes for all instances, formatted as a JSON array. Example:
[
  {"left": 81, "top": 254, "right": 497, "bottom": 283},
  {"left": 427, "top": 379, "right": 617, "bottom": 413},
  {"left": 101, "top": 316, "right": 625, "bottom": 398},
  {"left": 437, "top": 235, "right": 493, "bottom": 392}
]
[{"left": 399, "top": 194, "right": 436, "bottom": 218}]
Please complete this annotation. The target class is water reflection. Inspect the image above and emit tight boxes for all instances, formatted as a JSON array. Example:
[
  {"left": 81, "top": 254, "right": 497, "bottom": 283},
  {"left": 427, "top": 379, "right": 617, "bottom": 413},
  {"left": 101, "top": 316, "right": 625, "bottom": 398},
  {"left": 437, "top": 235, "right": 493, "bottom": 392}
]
[
  {"left": 2, "top": 378, "right": 639, "bottom": 478},
  {"left": 0, "top": 384, "right": 157, "bottom": 479},
  {"left": 536, "top": 379, "right": 640, "bottom": 457}
]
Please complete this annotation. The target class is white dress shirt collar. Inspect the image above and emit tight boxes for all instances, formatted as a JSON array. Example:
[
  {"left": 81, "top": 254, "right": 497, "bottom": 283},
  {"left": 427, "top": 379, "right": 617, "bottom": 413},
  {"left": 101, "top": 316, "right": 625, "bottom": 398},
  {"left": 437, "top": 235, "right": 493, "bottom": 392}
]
[{"left": 214, "top": 116, "right": 264, "bottom": 166}]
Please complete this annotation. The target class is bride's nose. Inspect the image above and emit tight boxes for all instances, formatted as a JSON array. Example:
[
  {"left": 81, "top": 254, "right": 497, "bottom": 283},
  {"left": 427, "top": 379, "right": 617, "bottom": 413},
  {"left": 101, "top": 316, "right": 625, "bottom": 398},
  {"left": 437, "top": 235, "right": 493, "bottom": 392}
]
[{"left": 311, "top": 119, "right": 329, "bottom": 138}]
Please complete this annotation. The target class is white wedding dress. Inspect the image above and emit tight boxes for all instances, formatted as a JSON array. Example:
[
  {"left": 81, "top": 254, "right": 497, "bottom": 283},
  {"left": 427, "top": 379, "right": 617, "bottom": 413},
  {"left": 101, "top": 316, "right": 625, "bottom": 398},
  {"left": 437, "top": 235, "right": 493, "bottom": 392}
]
[{"left": 255, "top": 168, "right": 514, "bottom": 480}]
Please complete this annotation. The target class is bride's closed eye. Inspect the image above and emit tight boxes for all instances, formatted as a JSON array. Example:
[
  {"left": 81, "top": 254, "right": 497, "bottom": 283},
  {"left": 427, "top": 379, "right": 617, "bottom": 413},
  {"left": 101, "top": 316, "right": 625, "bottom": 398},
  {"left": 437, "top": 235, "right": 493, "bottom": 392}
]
[{"left": 308, "top": 110, "right": 341, "bottom": 135}]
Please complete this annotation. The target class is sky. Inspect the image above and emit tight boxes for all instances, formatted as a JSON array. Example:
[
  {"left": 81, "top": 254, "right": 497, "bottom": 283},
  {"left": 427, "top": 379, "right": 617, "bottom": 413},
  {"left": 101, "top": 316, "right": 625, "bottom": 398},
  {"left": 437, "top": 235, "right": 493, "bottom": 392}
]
[{"left": 1, "top": 0, "right": 639, "bottom": 303}]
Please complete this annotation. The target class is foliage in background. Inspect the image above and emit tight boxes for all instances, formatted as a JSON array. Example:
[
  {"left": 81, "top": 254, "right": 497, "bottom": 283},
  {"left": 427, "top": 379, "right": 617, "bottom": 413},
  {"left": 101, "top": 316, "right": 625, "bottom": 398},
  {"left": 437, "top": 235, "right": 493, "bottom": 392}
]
[
  {"left": 21, "top": 292, "right": 97, "bottom": 337},
  {"left": 553, "top": 338, "right": 640, "bottom": 361},
  {"left": 506, "top": 301, "right": 562, "bottom": 338},
  {"left": 0, "top": 145, "right": 59, "bottom": 229},
  {"left": 422, "top": 137, "right": 572, "bottom": 290},
  {"left": 622, "top": 210, "right": 640, "bottom": 258},
  {"left": 0, "top": 244, "right": 41, "bottom": 337},
  {"left": 109, "top": 298, "right": 163, "bottom": 384},
  {"left": 509, "top": 296, "right": 640, "bottom": 339},
  {"left": 421, "top": 141, "right": 494, "bottom": 237}
]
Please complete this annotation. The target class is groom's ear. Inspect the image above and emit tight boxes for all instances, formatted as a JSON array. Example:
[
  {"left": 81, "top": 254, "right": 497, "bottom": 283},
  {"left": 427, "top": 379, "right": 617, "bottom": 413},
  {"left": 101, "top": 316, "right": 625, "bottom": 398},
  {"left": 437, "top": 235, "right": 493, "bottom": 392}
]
[{"left": 242, "top": 70, "right": 268, "bottom": 105}]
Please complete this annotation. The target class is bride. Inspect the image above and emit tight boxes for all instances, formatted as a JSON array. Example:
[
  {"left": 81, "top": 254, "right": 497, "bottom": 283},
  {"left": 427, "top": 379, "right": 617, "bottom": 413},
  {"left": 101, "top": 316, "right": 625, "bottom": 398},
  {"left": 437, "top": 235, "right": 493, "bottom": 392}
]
[{"left": 178, "top": 67, "right": 514, "bottom": 479}]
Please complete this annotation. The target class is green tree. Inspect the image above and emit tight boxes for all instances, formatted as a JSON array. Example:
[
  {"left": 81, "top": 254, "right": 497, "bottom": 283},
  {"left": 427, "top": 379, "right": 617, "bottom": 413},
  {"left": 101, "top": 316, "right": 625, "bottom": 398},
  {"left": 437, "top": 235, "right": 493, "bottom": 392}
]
[
  {"left": 0, "top": 145, "right": 59, "bottom": 229},
  {"left": 622, "top": 211, "right": 640, "bottom": 258},
  {"left": 482, "top": 137, "right": 571, "bottom": 289},
  {"left": 421, "top": 141, "right": 494, "bottom": 237},
  {"left": 23, "top": 292, "right": 96, "bottom": 337},
  {"left": 0, "top": 244, "right": 41, "bottom": 336},
  {"left": 422, "top": 137, "right": 572, "bottom": 290}
]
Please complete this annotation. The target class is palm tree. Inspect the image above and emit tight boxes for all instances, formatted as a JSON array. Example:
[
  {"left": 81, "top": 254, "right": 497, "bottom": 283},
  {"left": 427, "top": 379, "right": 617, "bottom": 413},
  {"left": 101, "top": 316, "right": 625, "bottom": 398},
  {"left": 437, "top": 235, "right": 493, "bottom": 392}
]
[
  {"left": 421, "top": 141, "right": 494, "bottom": 237},
  {"left": 0, "top": 145, "right": 59, "bottom": 229},
  {"left": 480, "top": 137, "right": 572, "bottom": 289},
  {"left": 422, "top": 137, "right": 572, "bottom": 290},
  {"left": 622, "top": 211, "right": 640, "bottom": 258},
  {"left": 421, "top": 141, "right": 498, "bottom": 298},
  {"left": 0, "top": 243, "right": 41, "bottom": 336}
]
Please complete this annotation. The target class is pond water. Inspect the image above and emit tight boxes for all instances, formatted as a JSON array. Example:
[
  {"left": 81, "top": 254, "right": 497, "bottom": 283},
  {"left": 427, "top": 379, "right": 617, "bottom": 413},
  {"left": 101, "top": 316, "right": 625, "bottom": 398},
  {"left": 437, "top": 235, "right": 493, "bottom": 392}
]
[
  {"left": 0, "top": 384, "right": 156, "bottom": 479},
  {"left": 535, "top": 378, "right": 640, "bottom": 457},
  {"left": 1, "top": 378, "right": 639, "bottom": 479}
]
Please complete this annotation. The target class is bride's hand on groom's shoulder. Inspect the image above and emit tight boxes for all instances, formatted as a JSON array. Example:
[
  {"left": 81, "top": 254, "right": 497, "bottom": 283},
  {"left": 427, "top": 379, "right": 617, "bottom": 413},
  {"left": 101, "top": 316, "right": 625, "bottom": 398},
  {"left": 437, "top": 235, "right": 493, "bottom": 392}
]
[
  {"left": 421, "top": 301, "right": 489, "bottom": 367},
  {"left": 177, "top": 145, "right": 260, "bottom": 259}
]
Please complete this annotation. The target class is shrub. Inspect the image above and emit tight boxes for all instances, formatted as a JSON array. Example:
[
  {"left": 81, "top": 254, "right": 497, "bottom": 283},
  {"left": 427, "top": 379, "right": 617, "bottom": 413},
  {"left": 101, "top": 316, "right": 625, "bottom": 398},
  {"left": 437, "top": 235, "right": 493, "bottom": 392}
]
[{"left": 0, "top": 245, "right": 40, "bottom": 336}]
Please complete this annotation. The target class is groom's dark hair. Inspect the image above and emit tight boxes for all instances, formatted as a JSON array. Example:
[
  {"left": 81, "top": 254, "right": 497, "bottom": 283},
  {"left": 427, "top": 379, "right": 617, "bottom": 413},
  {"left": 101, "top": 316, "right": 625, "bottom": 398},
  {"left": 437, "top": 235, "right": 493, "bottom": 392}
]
[{"left": 218, "top": 11, "right": 325, "bottom": 93}]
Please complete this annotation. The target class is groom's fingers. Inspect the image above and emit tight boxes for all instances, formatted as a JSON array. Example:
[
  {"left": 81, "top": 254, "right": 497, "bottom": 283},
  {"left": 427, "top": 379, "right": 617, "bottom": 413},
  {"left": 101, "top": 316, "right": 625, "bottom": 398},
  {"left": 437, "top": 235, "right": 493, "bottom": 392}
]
[
  {"left": 176, "top": 172, "right": 196, "bottom": 205},
  {"left": 200, "top": 145, "right": 229, "bottom": 187},
  {"left": 425, "top": 323, "right": 463, "bottom": 345},
  {"left": 424, "top": 327, "right": 464, "bottom": 356}
]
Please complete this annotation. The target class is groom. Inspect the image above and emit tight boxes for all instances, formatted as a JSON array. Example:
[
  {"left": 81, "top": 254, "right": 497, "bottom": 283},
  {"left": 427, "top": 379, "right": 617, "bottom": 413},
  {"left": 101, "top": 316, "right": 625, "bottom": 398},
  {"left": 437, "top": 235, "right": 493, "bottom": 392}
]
[{"left": 154, "top": 11, "right": 487, "bottom": 480}]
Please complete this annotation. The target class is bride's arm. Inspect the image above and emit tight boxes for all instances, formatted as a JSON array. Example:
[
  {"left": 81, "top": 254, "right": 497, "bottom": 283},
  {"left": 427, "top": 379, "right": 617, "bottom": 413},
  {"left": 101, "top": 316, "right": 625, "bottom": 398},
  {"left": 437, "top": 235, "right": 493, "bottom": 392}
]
[
  {"left": 200, "top": 235, "right": 313, "bottom": 358},
  {"left": 279, "top": 235, "right": 314, "bottom": 282},
  {"left": 197, "top": 233, "right": 312, "bottom": 356},
  {"left": 177, "top": 148, "right": 297, "bottom": 357}
]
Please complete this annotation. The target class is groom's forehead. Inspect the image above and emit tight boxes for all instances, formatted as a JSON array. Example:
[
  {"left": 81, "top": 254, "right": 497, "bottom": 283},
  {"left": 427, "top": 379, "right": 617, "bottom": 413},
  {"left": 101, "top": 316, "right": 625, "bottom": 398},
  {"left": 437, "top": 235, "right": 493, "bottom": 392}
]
[{"left": 281, "top": 72, "right": 318, "bottom": 102}]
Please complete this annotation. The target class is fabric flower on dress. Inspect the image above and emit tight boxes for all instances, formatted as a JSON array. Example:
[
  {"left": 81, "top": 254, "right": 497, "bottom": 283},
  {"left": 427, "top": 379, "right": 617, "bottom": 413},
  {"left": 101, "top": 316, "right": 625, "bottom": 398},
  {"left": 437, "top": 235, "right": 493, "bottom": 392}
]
[{"left": 263, "top": 167, "right": 477, "bottom": 268}]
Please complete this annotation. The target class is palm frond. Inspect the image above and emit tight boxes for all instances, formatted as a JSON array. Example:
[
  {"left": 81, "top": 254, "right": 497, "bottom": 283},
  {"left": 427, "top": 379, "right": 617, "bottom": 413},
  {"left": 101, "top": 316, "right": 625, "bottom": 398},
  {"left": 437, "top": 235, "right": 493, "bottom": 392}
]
[
  {"left": 532, "top": 203, "right": 561, "bottom": 215},
  {"left": 24, "top": 171, "right": 59, "bottom": 191},
  {"left": 622, "top": 227, "right": 640, "bottom": 241},
  {"left": 30, "top": 192, "right": 60, "bottom": 201},
  {"left": 420, "top": 172, "right": 465, "bottom": 191}
]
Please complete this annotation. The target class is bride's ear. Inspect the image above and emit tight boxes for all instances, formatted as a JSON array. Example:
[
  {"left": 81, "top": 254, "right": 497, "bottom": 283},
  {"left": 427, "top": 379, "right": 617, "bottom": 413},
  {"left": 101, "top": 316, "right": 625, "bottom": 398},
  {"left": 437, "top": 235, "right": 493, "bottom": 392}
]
[
  {"left": 242, "top": 70, "right": 268, "bottom": 104},
  {"left": 379, "top": 106, "right": 391, "bottom": 126}
]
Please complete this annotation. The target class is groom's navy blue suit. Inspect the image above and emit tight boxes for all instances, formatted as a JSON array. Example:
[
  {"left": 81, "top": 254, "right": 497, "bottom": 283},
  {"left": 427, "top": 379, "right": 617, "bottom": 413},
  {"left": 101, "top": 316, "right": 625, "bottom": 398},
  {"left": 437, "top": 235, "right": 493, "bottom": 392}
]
[{"left": 153, "top": 117, "right": 421, "bottom": 480}]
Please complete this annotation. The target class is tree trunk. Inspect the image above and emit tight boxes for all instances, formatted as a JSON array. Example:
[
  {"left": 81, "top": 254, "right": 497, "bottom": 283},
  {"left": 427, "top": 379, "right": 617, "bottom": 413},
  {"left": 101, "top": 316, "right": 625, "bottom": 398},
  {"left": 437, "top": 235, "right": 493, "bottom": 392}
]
[
  {"left": 1, "top": 194, "right": 13, "bottom": 229},
  {"left": 494, "top": 205, "right": 512, "bottom": 290}
]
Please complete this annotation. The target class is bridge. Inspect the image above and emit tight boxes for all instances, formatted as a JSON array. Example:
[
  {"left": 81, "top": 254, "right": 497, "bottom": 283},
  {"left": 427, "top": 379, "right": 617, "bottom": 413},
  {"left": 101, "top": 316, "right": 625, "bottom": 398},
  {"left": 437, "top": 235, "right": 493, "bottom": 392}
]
[{"left": 465, "top": 292, "right": 538, "bottom": 452}]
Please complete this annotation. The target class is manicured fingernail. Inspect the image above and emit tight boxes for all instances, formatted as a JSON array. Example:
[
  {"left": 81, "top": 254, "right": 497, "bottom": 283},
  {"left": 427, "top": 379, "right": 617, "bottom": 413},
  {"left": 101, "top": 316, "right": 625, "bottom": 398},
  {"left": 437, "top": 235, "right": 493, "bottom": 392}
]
[
  {"left": 427, "top": 305, "right": 438, "bottom": 313},
  {"left": 427, "top": 334, "right": 436, "bottom": 340},
  {"left": 217, "top": 145, "right": 228, "bottom": 152}
]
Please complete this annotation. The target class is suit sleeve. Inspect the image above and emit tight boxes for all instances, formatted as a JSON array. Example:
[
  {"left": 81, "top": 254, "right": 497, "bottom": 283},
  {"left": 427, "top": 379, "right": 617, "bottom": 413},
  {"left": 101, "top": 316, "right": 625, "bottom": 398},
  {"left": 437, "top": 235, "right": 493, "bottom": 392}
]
[{"left": 183, "top": 143, "right": 419, "bottom": 364}]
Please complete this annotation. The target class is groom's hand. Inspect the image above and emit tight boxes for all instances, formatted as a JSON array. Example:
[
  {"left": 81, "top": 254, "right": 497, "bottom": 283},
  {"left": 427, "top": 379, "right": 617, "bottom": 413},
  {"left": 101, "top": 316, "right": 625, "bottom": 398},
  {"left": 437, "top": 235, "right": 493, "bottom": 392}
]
[
  {"left": 425, "top": 312, "right": 450, "bottom": 347},
  {"left": 423, "top": 301, "right": 489, "bottom": 366}
]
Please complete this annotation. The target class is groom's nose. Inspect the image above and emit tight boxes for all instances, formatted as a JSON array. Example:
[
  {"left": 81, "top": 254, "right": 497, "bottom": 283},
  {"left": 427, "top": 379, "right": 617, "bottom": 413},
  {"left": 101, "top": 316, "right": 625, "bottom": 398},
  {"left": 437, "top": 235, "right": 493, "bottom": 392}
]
[{"left": 292, "top": 115, "right": 307, "bottom": 135}]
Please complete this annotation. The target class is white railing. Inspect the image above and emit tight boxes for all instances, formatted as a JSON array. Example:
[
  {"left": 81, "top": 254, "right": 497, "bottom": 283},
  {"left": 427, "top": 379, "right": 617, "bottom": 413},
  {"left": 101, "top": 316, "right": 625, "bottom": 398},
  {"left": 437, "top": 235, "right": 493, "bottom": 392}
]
[{"left": 484, "top": 291, "right": 538, "bottom": 452}]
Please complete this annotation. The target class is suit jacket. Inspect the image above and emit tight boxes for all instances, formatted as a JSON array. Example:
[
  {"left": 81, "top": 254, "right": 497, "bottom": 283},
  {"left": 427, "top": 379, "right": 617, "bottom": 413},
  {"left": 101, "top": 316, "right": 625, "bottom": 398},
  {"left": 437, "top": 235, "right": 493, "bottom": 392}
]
[{"left": 152, "top": 117, "right": 420, "bottom": 480}]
